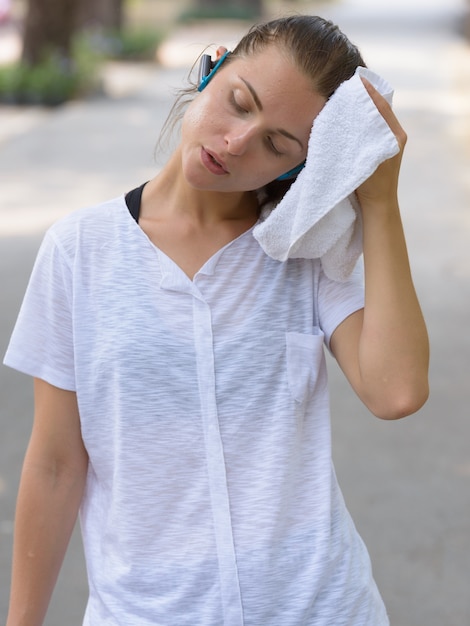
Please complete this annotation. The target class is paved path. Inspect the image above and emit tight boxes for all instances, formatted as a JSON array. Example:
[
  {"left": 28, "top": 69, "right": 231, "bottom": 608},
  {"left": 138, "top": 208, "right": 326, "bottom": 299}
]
[{"left": 1, "top": 1, "right": 469, "bottom": 623}]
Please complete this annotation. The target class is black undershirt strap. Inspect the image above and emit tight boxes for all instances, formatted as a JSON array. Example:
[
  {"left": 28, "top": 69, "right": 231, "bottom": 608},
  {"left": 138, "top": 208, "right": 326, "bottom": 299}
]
[{"left": 125, "top": 182, "right": 147, "bottom": 223}]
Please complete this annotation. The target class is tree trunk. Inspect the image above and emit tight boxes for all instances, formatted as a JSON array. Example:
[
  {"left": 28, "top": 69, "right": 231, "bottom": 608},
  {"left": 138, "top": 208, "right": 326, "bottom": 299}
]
[{"left": 21, "top": 0, "right": 82, "bottom": 65}]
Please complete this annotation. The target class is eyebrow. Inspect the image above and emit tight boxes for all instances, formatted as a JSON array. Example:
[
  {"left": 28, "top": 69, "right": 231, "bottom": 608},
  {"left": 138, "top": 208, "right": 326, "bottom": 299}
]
[
  {"left": 240, "top": 77, "right": 264, "bottom": 111},
  {"left": 239, "top": 76, "right": 304, "bottom": 150}
]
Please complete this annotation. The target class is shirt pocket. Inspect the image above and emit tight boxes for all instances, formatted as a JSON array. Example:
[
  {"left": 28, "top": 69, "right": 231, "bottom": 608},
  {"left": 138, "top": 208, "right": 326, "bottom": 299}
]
[{"left": 286, "top": 328, "right": 325, "bottom": 403}]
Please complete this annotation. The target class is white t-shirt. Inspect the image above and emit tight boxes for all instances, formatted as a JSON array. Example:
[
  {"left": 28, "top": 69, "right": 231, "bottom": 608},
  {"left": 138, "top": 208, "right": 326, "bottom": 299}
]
[{"left": 4, "top": 196, "right": 389, "bottom": 626}]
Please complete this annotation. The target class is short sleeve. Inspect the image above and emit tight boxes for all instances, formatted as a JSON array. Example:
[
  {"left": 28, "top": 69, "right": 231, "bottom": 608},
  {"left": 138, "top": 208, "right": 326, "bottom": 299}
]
[
  {"left": 3, "top": 230, "right": 76, "bottom": 391},
  {"left": 318, "top": 258, "right": 365, "bottom": 349}
]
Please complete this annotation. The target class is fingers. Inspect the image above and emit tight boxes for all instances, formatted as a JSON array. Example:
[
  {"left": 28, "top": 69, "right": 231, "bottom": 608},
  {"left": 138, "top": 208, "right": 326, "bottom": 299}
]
[{"left": 361, "top": 77, "right": 407, "bottom": 149}]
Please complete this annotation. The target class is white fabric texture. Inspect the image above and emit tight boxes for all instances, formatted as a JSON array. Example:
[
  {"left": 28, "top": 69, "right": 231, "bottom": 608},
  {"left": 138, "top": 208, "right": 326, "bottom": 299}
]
[
  {"left": 4, "top": 196, "right": 389, "bottom": 626},
  {"left": 253, "top": 66, "right": 400, "bottom": 281}
]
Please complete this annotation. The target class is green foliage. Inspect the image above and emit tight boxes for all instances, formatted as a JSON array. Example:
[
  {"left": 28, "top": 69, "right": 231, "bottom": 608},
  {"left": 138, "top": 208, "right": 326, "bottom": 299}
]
[
  {"left": 178, "top": 4, "right": 259, "bottom": 22},
  {"left": 0, "top": 36, "right": 102, "bottom": 106},
  {"left": 110, "top": 28, "right": 165, "bottom": 60},
  {"left": 0, "top": 24, "right": 164, "bottom": 106},
  {"left": 81, "top": 26, "right": 165, "bottom": 62}
]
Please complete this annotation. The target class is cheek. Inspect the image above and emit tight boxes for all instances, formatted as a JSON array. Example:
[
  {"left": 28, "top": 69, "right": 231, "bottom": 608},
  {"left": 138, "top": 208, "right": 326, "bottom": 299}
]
[
  {"left": 184, "top": 100, "right": 205, "bottom": 131},
  {"left": 183, "top": 96, "right": 220, "bottom": 141}
]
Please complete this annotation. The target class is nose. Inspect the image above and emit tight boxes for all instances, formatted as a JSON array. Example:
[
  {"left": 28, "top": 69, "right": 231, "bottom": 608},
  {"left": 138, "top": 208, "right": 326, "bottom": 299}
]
[{"left": 225, "top": 122, "right": 258, "bottom": 156}]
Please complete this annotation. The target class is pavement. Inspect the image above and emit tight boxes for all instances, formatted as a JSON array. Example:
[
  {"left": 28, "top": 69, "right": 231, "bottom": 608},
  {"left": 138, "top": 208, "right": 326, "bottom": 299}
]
[{"left": 1, "top": 0, "right": 470, "bottom": 624}]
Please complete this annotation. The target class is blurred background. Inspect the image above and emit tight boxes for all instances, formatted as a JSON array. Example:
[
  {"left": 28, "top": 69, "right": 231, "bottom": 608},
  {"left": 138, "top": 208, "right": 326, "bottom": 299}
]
[{"left": 1, "top": 0, "right": 469, "bottom": 624}]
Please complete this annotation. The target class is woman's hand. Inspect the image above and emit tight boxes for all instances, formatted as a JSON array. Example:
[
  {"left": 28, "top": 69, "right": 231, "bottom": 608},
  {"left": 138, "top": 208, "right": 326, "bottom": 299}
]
[{"left": 355, "top": 78, "right": 407, "bottom": 210}]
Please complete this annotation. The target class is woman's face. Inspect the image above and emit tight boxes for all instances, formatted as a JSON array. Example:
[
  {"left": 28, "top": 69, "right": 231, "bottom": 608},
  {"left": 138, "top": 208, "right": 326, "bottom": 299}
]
[{"left": 180, "top": 46, "right": 326, "bottom": 193}]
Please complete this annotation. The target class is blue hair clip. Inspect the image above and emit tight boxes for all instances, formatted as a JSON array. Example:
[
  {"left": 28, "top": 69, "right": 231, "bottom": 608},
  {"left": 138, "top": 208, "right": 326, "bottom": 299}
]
[
  {"left": 197, "top": 51, "right": 231, "bottom": 92},
  {"left": 276, "top": 161, "right": 305, "bottom": 181}
]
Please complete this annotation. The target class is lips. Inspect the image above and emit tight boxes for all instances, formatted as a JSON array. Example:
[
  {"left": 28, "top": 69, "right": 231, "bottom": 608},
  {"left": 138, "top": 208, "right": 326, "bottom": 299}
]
[{"left": 201, "top": 148, "right": 228, "bottom": 175}]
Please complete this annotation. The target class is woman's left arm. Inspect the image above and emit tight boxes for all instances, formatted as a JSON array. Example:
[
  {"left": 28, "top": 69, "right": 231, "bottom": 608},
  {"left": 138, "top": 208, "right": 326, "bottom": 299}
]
[{"left": 330, "top": 79, "right": 429, "bottom": 420}]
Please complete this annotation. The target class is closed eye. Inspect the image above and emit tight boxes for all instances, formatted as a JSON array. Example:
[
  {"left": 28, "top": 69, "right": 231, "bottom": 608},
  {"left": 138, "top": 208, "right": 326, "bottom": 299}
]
[
  {"left": 229, "top": 92, "right": 248, "bottom": 114},
  {"left": 266, "top": 136, "right": 283, "bottom": 157}
]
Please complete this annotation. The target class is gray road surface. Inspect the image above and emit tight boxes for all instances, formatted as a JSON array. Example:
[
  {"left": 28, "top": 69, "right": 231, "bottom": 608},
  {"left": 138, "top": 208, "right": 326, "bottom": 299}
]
[{"left": 1, "top": 0, "right": 469, "bottom": 624}]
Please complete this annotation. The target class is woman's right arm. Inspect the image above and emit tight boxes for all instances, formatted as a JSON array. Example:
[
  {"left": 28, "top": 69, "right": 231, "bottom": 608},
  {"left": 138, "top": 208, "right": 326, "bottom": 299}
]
[{"left": 7, "top": 379, "right": 88, "bottom": 626}]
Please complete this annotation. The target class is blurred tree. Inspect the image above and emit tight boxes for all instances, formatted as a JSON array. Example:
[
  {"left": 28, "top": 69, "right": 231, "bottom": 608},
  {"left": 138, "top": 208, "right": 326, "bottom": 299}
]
[
  {"left": 21, "top": 0, "right": 82, "bottom": 65},
  {"left": 79, "top": 0, "right": 125, "bottom": 33},
  {"left": 190, "top": 0, "right": 263, "bottom": 19},
  {"left": 21, "top": 0, "right": 125, "bottom": 66}
]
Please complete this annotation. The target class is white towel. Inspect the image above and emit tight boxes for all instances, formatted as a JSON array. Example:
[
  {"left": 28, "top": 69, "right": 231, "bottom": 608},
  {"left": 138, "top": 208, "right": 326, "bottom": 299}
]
[{"left": 253, "top": 67, "right": 400, "bottom": 281}]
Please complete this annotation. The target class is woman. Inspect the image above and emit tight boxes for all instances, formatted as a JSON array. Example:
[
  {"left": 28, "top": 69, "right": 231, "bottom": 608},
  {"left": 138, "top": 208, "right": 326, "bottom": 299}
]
[{"left": 4, "top": 15, "right": 429, "bottom": 626}]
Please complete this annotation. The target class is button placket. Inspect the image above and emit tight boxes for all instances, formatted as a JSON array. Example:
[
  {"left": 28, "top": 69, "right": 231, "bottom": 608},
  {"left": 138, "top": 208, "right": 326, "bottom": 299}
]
[{"left": 193, "top": 295, "right": 244, "bottom": 626}]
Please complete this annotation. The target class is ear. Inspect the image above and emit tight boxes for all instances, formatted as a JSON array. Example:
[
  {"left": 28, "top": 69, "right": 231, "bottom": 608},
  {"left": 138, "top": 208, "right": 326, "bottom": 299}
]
[{"left": 215, "top": 46, "right": 228, "bottom": 61}]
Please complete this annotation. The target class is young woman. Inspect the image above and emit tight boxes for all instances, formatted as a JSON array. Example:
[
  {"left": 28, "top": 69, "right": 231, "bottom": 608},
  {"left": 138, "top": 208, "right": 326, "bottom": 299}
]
[{"left": 4, "top": 15, "right": 429, "bottom": 626}]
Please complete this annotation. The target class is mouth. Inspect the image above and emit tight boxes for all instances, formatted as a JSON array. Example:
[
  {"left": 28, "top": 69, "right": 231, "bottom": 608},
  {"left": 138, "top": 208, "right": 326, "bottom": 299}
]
[{"left": 201, "top": 148, "right": 229, "bottom": 175}]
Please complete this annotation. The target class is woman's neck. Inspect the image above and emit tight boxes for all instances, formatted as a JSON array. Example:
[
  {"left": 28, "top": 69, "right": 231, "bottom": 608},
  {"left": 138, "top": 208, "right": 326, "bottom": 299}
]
[{"left": 137, "top": 149, "right": 260, "bottom": 279}]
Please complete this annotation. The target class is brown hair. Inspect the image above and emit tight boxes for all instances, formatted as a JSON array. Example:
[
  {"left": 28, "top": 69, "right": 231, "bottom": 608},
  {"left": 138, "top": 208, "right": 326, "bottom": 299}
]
[
  {"left": 232, "top": 15, "right": 365, "bottom": 98},
  {"left": 159, "top": 15, "right": 366, "bottom": 202}
]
